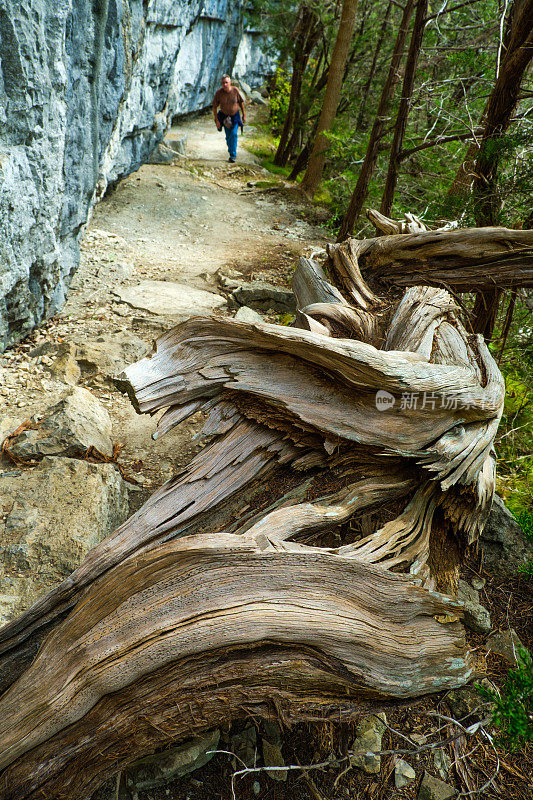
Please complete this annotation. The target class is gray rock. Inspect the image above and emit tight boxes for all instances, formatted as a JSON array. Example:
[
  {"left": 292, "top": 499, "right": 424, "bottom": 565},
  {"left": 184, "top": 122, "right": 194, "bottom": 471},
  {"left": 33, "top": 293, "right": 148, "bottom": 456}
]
[
  {"left": 48, "top": 347, "right": 82, "bottom": 387},
  {"left": 8, "top": 387, "right": 113, "bottom": 461},
  {"left": 235, "top": 78, "right": 252, "bottom": 97},
  {"left": 124, "top": 729, "right": 220, "bottom": 791},
  {"left": 349, "top": 713, "right": 386, "bottom": 774},
  {"left": 433, "top": 747, "right": 452, "bottom": 781},
  {"left": 251, "top": 90, "right": 268, "bottom": 105},
  {"left": 394, "top": 758, "right": 416, "bottom": 789},
  {"left": 262, "top": 720, "right": 283, "bottom": 747},
  {"left": 73, "top": 332, "right": 149, "bottom": 381},
  {"left": 229, "top": 725, "right": 257, "bottom": 768},
  {"left": 418, "top": 772, "right": 457, "bottom": 800},
  {"left": 486, "top": 629, "right": 527, "bottom": 665},
  {"left": 0, "top": 456, "right": 128, "bottom": 625},
  {"left": 148, "top": 143, "right": 179, "bottom": 165},
  {"left": 234, "top": 306, "right": 264, "bottom": 324},
  {"left": 262, "top": 740, "right": 287, "bottom": 782},
  {"left": 480, "top": 495, "right": 533, "bottom": 576},
  {"left": 457, "top": 579, "right": 479, "bottom": 605},
  {"left": 457, "top": 579, "right": 491, "bottom": 634},
  {"left": 167, "top": 135, "right": 188, "bottom": 155},
  {"left": 114, "top": 281, "right": 226, "bottom": 320},
  {"left": 230, "top": 281, "right": 295, "bottom": 313},
  {"left": 446, "top": 683, "right": 493, "bottom": 723},
  {"left": 0, "top": 2, "right": 273, "bottom": 352}
]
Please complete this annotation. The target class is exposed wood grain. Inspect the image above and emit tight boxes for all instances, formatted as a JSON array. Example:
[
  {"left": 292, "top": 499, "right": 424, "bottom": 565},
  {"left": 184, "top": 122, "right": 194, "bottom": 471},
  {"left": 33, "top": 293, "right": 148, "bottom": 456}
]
[
  {"left": 338, "top": 226, "right": 533, "bottom": 290},
  {"left": 0, "top": 225, "right": 516, "bottom": 799}
]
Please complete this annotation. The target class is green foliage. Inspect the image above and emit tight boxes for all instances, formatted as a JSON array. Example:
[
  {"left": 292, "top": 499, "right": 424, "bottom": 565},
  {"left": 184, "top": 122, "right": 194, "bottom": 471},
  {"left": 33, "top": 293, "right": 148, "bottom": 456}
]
[
  {"left": 494, "top": 296, "right": 533, "bottom": 518},
  {"left": 515, "top": 510, "right": 533, "bottom": 578},
  {"left": 477, "top": 648, "right": 533, "bottom": 750},
  {"left": 269, "top": 67, "right": 291, "bottom": 133}
]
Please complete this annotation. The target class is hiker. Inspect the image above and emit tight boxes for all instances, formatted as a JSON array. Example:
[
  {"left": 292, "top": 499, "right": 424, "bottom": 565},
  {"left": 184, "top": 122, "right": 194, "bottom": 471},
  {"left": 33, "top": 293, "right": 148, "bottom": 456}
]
[{"left": 212, "top": 75, "right": 246, "bottom": 163}]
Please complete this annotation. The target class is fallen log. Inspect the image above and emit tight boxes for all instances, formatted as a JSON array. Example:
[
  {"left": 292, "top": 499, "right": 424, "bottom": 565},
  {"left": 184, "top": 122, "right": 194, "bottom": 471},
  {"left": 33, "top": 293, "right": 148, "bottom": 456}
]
[
  {"left": 0, "top": 225, "right": 520, "bottom": 799},
  {"left": 331, "top": 224, "right": 533, "bottom": 292}
]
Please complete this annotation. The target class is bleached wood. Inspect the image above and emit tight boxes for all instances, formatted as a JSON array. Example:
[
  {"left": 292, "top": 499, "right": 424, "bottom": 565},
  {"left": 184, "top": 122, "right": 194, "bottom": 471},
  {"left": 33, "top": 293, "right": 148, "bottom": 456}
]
[{"left": 0, "top": 224, "right": 519, "bottom": 800}]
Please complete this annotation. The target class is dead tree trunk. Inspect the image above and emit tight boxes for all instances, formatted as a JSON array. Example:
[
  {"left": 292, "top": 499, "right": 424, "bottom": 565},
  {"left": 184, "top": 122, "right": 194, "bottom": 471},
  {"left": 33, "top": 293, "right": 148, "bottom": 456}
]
[{"left": 3, "top": 224, "right": 532, "bottom": 798}]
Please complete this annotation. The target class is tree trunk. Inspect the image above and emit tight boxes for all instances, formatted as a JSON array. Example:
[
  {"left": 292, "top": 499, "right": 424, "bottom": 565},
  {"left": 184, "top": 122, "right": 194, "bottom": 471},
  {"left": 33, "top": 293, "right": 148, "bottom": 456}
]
[
  {"left": 274, "top": 4, "right": 320, "bottom": 167},
  {"left": 300, "top": 0, "right": 360, "bottom": 195},
  {"left": 355, "top": 0, "right": 394, "bottom": 129},
  {"left": 379, "top": 0, "right": 428, "bottom": 218},
  {"left": 337, "top": 0, "right": 415, "bottom": 241},
  {"left": 472, "top": 0, "right": 533, "bottom": 226},
  {"left": 3, "top": 225, "right": 531, "bottom": 798},
  {"left": 470, "top": 0, "right": 533, "bottom": 336}
]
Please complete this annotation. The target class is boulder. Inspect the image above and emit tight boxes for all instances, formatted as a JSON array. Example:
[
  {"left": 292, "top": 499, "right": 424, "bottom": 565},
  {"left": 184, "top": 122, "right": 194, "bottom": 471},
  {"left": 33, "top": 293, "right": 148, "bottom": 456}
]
[
  {"left": 0, "top": 456, "right": 129, "bottom": 626},
  {"left": 114, "top": 281, "right": 226, "bottom": 320},
  {"left": 148, "top": 143, "right": 179, "bottom": 164},
  {"left": 235, "top": 78, "right": 252, "bottom": 97},
  {"left": 349, "top": 713, "right": 387, "bottom": 774},
  {"left": 7, "top": 387, "right": 113, "bottom": 461},
  {"left": 418, "top": 772, "right": 457, "bottom": 800},
  {"left": 72, "top": 332, "right": 149, "bottom": 382},
  {"left": 486, "top": 629, "right": 527, "bottom": 665},
  {"left": 250, "top": 90, "right": 268, "bottom": 105},
  {"left": 122, "top": 729, "right": 220, "bottom": 791},
  {"left": 480, "top": 496, "right": 532, "bottom": 576},
  {"left": 234, "top": 306, "right": 264, "bottom": 324},
  {"left": 230, "top": 281, "right": 295, "bottom": 313},
  {"left": 167, "top": 135, "right": 188, "bottom": 155},
  {"left": 47, "top": 344, "right": 82, "bottom": 386}
]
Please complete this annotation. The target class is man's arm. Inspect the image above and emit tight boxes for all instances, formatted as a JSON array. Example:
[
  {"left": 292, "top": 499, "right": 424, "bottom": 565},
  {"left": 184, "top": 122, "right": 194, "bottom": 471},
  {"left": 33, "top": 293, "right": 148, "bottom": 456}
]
[
  {"left": 213, "top": 93, "right": 221, "bottom": 129},
  {"left": 238, "top": 91, "right": 246, "bottom": 124}
]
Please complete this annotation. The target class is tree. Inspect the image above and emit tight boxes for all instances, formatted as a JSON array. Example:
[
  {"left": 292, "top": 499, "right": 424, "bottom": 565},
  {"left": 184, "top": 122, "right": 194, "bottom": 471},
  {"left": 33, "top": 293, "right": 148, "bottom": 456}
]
[
  {"left": 337, "top": 0, "right": 415, "bottom": 240},
  {"left": 273, "top": 3, "right": 322, "bottom": 166},
  {"left": 379, "top": 0, "right": 428, "bottom": 217},
  {"left": 472, "top": 0, "right": 533, "bottom": 225},
  {"left": 300, "top": 0, "right": 360, "bottom": 195}
]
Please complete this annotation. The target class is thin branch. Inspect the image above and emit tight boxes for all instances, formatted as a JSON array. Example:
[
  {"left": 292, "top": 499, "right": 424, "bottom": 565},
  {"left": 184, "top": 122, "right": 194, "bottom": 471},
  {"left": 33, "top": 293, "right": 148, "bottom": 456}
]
[
  {"left": 425, "top": 0, "right": 484, "bottom": 23},
  {"left": 399, "top": 129, "right": 483, "bottom": 160}
]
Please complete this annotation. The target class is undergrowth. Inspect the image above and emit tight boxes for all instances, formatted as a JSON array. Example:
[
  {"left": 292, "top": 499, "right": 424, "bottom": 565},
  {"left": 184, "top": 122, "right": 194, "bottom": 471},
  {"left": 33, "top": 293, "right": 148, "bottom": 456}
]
[{"left": 478, "top": 647, "right": 533, "bottom": 750}]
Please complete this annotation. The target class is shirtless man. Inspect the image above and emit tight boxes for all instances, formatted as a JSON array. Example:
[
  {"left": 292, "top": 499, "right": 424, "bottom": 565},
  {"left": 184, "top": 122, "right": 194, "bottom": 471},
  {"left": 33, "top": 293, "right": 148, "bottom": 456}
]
[{"left": 212, "top": 75, "right": 246, "bottom": 163}]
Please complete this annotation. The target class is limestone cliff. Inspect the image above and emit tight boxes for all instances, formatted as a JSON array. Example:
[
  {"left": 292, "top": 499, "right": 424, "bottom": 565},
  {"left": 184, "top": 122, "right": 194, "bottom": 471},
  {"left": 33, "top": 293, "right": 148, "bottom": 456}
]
[{"left": 0, "top": 0, "right": 269, "bottom": 351}]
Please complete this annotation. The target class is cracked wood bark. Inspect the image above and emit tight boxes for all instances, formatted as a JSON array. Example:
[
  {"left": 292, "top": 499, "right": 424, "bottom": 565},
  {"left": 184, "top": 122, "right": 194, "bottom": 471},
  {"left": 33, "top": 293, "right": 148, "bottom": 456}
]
[{"left": 0, "top": 226, "right": 515, "bottom": 799}]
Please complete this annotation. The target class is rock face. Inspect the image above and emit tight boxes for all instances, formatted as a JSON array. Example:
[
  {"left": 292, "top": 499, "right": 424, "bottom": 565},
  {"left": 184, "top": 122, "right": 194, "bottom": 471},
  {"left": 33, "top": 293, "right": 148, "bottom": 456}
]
[{"left": 0, "top": 1, "right": 271, "bottom": 351}]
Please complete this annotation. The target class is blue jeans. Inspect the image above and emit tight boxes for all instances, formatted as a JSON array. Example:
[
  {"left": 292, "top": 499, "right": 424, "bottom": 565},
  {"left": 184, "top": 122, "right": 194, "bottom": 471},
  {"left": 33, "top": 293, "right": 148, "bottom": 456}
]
[{"left": 224, "top": 122, "right": 239, "bottom": 159}]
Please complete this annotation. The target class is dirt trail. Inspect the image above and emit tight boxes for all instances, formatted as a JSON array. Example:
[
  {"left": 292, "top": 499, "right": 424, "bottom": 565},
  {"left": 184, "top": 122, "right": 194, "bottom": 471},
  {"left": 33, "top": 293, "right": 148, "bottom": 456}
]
[{"left": 0, "top": 107, "right": 329, "bottom": 504}]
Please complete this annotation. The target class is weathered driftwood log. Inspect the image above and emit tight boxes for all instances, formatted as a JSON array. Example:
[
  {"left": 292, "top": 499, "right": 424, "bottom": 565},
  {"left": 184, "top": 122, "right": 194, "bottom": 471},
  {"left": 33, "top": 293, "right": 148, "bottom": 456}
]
[
  {"left": 332, "top": 223, "right": 533, "bottom": 291},
  {"left": 0, "top": 226, "right": 516, "bottom": 799}
]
